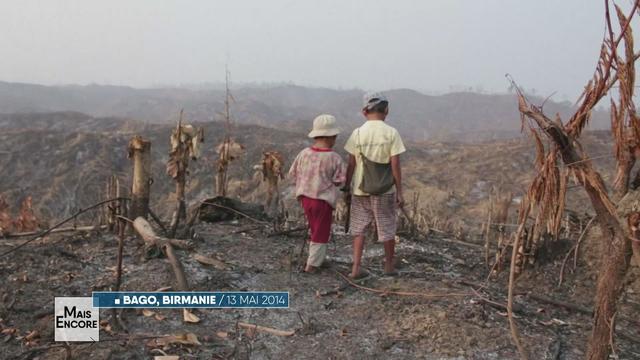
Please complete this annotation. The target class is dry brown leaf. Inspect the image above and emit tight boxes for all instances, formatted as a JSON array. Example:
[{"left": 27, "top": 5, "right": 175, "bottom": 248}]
[
  {"left": 193, "top": 254, "right": 228, "bottom": 270},
  {"left": 142, "top": 309, "right": 156, "bottom": 317},
  {"left": 1, "top": 328, "right": 17, "bottom": 335},
  {"left": 154, "top": 313, "right": 167, "bottom": 321},
  {"left": 155, "top": 286, "right": 172, "bottom": 292},
  {"left": 215, "top": 331, "right": 228, "bottom": 339},
  {"left": 24, "top": 330, "right": 39, "bottom": 341},
  {"left": 100, "top": 320, "right": 113, "bottom": 335},
  {"left": 183, "top": 309, "right": 200, "bottom": 324},
  {"left": 154, "top": 356, "right": 180, "bottom": 360},
  {"left": 167, "top": 122, "right": 204, "bottom": 178},
  {"left": 216, "top": 138, "right": 244, "bottom": 160},
  {"left": 237, "top": 322, "right": 295, "bottom": 337},
  {"left": 148, "top": 332, "right": 202, "bottom": 347}
]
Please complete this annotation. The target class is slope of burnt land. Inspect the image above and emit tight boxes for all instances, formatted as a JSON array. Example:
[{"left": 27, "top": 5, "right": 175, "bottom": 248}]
[
  {"left": 1, "top": 219, "right": 638, "bottom": 359},
  {"left": 0, "top": 110, "right": 617, "bottom": 240}
]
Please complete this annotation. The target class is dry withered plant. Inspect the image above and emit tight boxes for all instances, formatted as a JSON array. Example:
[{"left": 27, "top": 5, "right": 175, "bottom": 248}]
[
  {"left": 507, "top": 1, "right": 640, "bottom": 358},
  {"left": 260, "top": 151, "right": 285, "bottom": 211},
  {"left": 166, "top": 109, "right": 204, "bottom": 237}
]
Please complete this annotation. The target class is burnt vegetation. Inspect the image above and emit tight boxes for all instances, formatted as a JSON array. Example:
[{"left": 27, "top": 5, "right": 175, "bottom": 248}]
[{"left": 1, "top": 3, "right": 640, "bottom": 359}]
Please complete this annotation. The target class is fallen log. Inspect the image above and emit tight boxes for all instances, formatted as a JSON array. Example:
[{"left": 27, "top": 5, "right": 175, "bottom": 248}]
[
  {"left": 199, "top": 197, "right": 267, "bottom": 224},
  {"left": 133, "top": 217, "right": 189, "bottom": 291},
  {"left": 237, "top": 322, "right": 295, "bottom": 337}
]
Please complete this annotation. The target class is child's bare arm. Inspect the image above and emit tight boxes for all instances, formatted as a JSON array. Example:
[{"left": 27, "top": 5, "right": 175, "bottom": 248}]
[
  {"left": 344, "top": 154, "right": 356, "bottom": 191},
  {"left": 391, "top": 154, "right": 403, "bottom": 207}
]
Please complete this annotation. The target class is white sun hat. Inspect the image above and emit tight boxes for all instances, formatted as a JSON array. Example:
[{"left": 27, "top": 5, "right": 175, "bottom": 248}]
[{"left": 308, "top": 114, "right": 341, "bottom": 138}]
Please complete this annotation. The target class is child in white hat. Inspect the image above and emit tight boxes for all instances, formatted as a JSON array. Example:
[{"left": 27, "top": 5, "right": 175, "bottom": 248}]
[{"left": 288, "top": 114, "right": 347, "bottom": 273}]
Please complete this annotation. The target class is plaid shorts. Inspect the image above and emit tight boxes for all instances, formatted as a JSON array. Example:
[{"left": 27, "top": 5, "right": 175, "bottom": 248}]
[{"left": 350, "top": 193, "right": 397, "bottom": 242}]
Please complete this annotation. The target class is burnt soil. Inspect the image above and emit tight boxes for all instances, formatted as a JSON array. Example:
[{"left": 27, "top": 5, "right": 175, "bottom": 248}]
[{"left": 1, "top": 220, "right": 639, "bottom": 360}]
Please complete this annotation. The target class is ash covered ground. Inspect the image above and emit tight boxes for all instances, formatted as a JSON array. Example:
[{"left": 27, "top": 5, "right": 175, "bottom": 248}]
[{"left": 1, "top": 219, "right": 639, "bottom": 359}]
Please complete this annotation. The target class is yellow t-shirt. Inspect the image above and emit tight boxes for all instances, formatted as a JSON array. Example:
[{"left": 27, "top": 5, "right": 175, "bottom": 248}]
[{"left": 344, "top": 120, "right": 406, "bottom": 196}]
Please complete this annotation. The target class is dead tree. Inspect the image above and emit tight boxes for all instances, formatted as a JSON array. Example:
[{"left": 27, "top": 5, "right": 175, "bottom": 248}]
[
  {"left": 509, "top": 2, "right": 640, "bottom": 358},
  {"left": 215, "top": 68, "right": 244, "bottom": 197},
  {"left": 215, "top": 138, "right": 244, "bottom": 197},
  {"left": 216, "top": 143, "right": 228, "bottom": 197},
  {"left": 128, "top": 136, "right": 151, "bottom": 220},
  {"left": 104, "top": 175, "right": 121, "bottom": 232},
  {"left": 166, "top": 110, "right": 204, "bottom": 237},
  {"left": 261, "top": 151, "right": 285, "bottom": 212}
]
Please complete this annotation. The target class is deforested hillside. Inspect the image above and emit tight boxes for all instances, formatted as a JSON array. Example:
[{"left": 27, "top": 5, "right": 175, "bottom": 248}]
[
  {"left": 0, "top": 82, "right": 610, "bottom": 142},
  {"left": 0, "top": 111, "right": 146, "bottom": 133},
  {"left": 0, "top": 111, "right": 637, "bottom": 360},
  {"left": 0, "top": 112, "right": 307, "bottom": 221},
  {"left": 0, "top": 111, "right": 616, "bottom": 236}
]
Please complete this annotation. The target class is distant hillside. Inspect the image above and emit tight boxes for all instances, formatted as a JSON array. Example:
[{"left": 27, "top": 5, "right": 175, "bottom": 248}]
[{"left": 0, "top": 82, "right": 610, "bottom": 141}]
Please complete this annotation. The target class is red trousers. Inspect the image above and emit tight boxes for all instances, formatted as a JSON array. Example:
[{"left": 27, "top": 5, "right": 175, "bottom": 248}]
[{"left": 300, "top": 196, "right": 333, "bottom": 244}]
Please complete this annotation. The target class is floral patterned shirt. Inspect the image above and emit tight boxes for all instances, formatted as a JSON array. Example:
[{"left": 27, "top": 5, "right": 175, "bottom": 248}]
[{"left": 288, "top": 147, "right": 347, "bottom": 208}]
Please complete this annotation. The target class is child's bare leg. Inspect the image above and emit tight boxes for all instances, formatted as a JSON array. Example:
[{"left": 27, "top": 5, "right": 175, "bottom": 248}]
[
  {"left": 306, "top": 242, "right": 326, "bottom": 273},
  {"left": 383, "top": 239, "right": 395, "bottom": 274},
  {"left": 351, "top": 235, "right": 365, "bottom": 277}
]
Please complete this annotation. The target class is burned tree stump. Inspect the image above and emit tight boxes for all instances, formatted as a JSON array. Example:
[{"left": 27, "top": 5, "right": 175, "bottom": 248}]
[{"left": 128, "top": 136, "right": 151, "bottom": 220}]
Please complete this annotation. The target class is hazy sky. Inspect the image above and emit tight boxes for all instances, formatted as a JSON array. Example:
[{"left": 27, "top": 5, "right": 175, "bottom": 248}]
[{"left": 0, "top": 1, "right": 632, "bottom": 99}]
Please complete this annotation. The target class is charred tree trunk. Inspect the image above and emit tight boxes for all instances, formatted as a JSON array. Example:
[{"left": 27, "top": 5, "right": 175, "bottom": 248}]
[
  {"left": 585, "top": 187, "right": 632, "bottom": 360},
  {"left": 216, "top": 166, "right": 227, "bottom": 197},
  {"left": 128, "top": 136, "right": 151, "bottom": 220},
  {"left": 613, "top": 155, "right": 634, "bottom": 201},
  {"left": 169, "top": 170, "right": 186, "bottom": 238},
  {"left": 216, "top": 137, "right": 230, "bottom": 197},
  {"left": 105, "top": 175, "right": 121, "bottom": 232}
]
